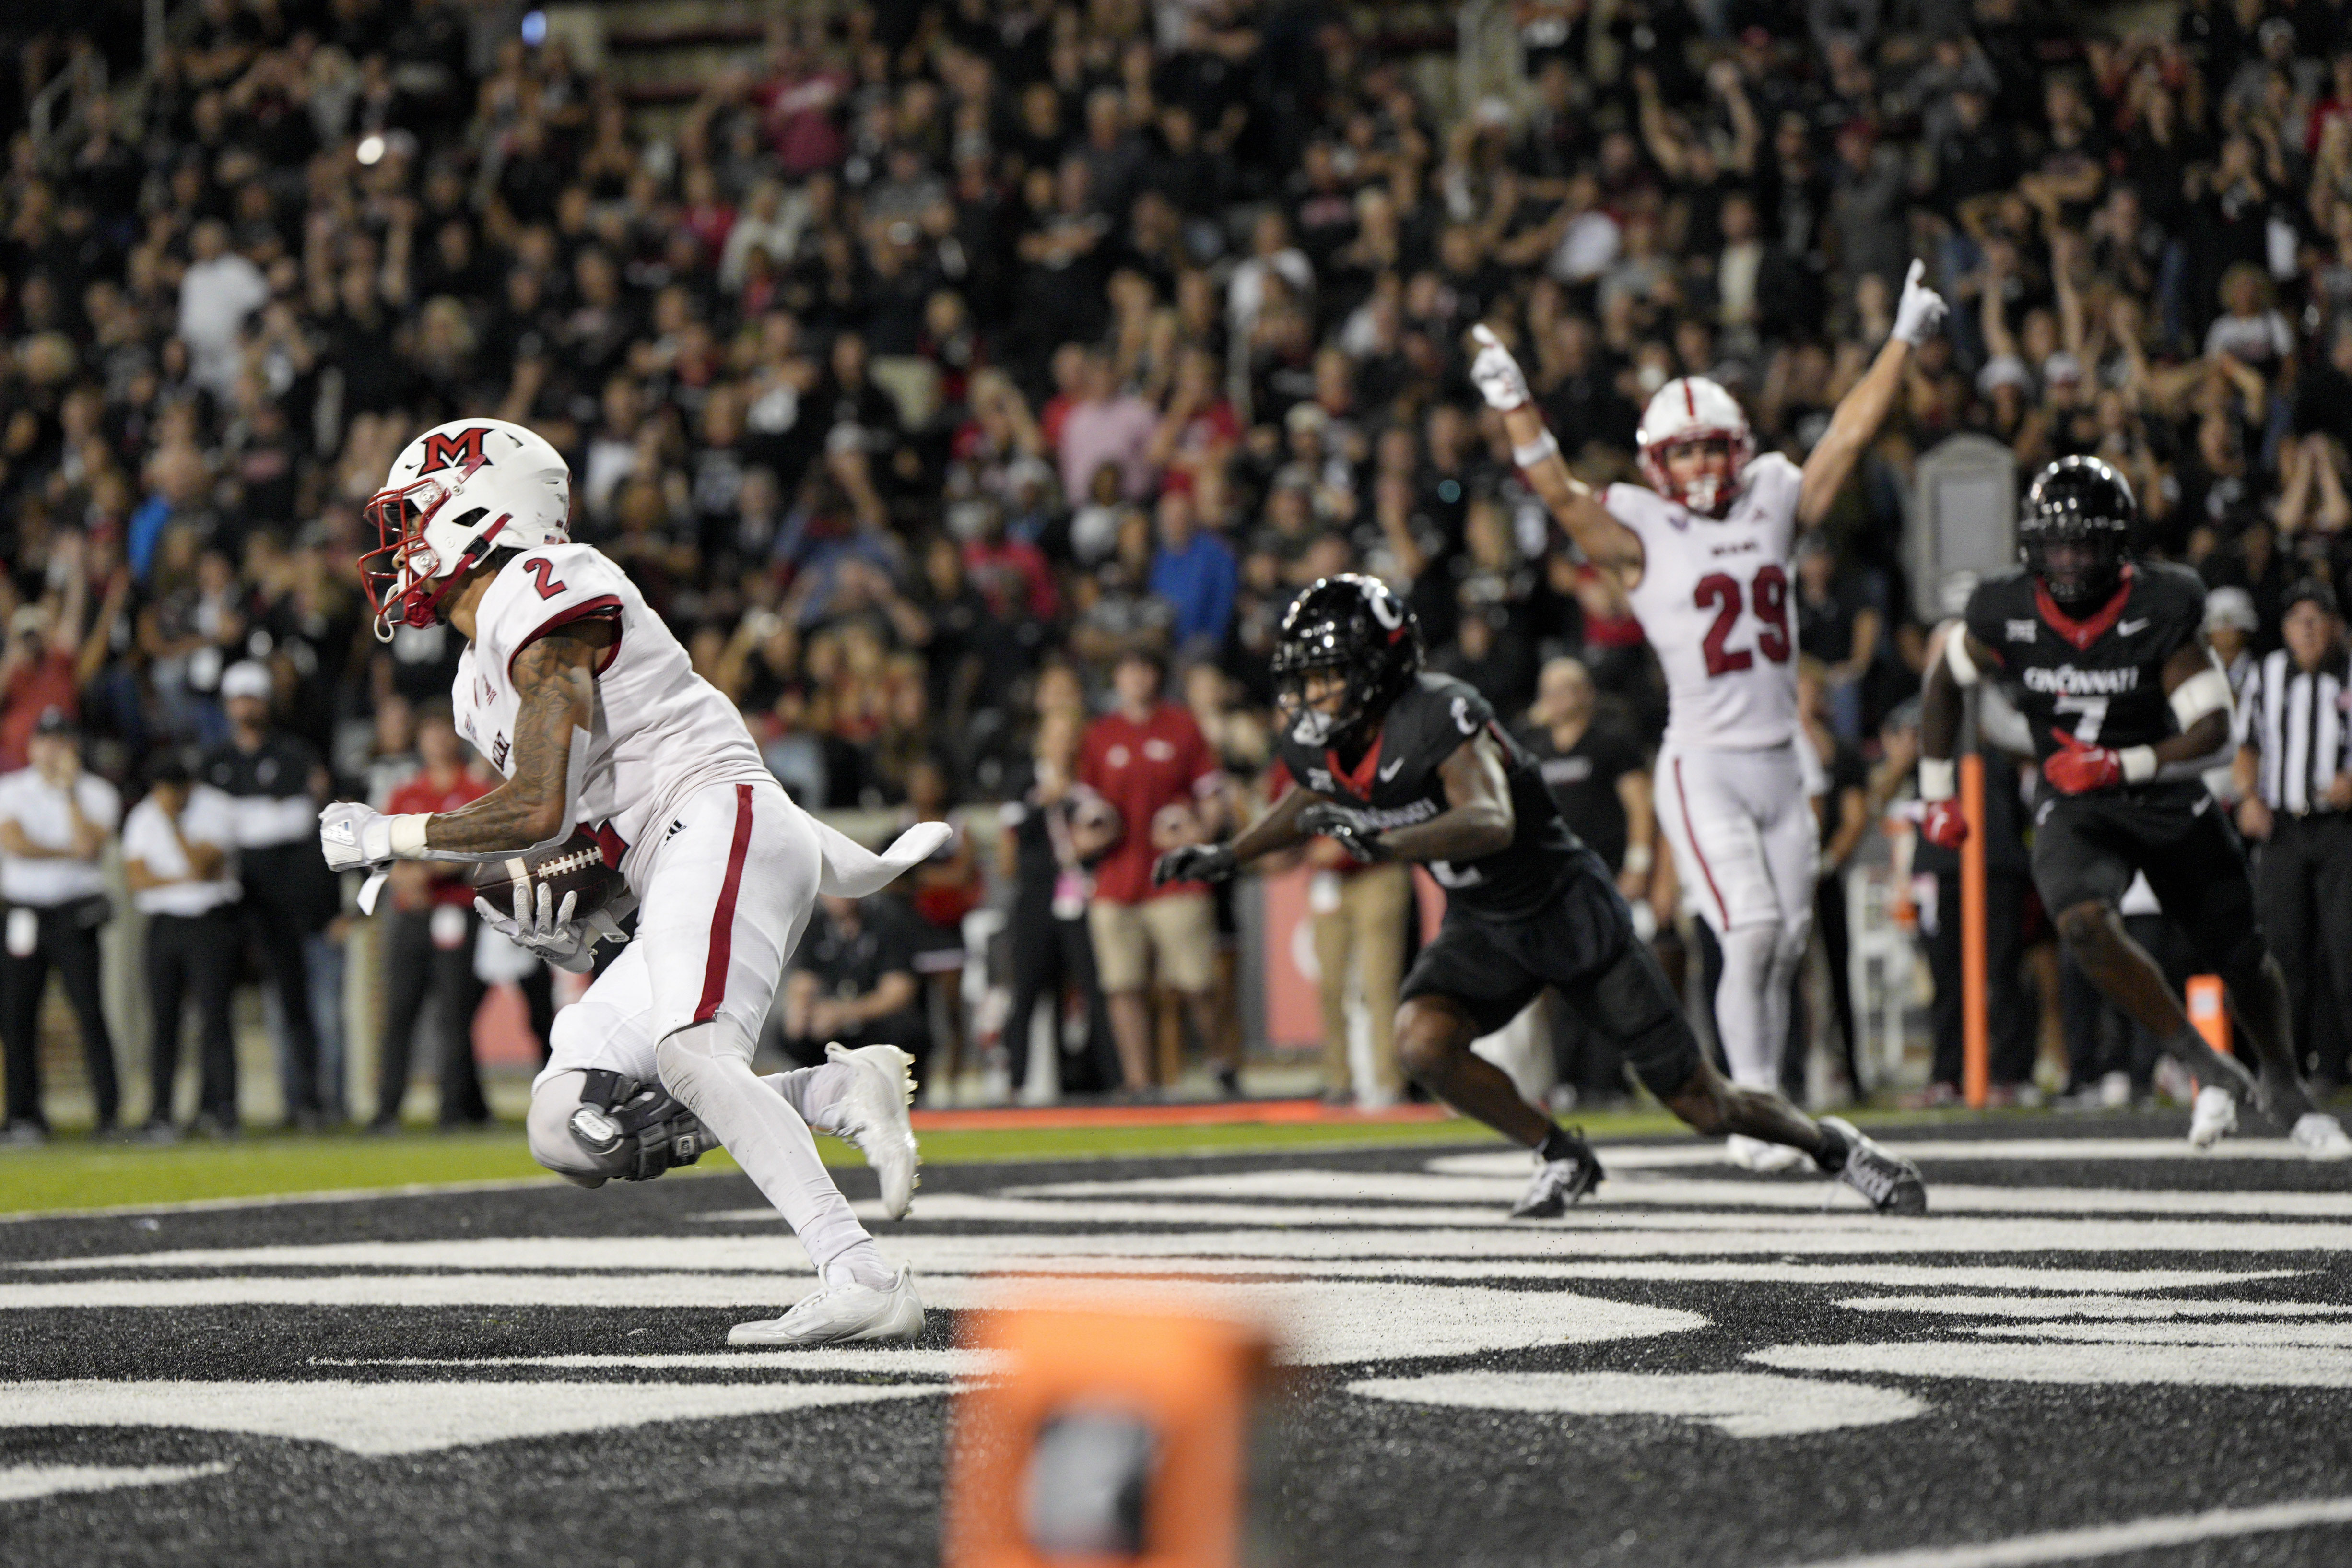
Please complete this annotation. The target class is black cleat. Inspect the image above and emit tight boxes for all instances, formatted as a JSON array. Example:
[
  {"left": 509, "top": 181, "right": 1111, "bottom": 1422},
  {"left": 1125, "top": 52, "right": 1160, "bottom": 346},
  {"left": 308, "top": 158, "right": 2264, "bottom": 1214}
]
[
  {"left": 1509, "top": 1132, "right": 1605, "bottom": 1219},
  {"left": 1820, "top": 1116, "right": 1927, "bottom": 1214}
]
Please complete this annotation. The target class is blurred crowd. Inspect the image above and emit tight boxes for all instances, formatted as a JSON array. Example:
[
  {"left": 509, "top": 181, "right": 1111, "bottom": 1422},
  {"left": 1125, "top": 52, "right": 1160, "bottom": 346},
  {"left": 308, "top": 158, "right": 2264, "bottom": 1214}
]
[{"left": 5, "top": 0, "right": 2352, "bottom": 1134}]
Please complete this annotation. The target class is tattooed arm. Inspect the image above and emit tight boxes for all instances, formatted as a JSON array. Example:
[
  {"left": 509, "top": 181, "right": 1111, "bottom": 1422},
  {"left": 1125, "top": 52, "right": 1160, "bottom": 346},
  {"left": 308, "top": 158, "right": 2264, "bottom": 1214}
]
[{"left": 423, "top": 624, "right": 611, "bottom": 855}]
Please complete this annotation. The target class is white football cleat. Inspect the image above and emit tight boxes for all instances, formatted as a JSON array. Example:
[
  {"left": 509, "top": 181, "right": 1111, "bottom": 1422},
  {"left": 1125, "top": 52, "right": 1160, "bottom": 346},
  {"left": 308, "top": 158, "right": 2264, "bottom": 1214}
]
[
  {"left": 1726, "top": 1134, "right": 1807, "bottom": 1172},
  {"left": 729, "top": 1267, "right": 925, "bottom": 1347},
  {"left": 2293, "top": 1112, "right": 2352, "bottom": 1161},
  {"left": 2187, "top": 1085, "right": 2238, "bottom": 1150},
  {"left": 830, "top": 1041, "right": 920, "bottom": 1219}
]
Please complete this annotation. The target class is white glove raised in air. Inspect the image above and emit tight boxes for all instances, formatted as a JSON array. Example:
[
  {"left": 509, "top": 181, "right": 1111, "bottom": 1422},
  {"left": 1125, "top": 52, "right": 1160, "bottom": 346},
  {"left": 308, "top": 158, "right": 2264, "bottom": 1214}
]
[
  {"left": 320, "top": 800, "right": 397, "bottom": 872},
  {"left": 475, "top": 882, "right": 622, "bottom": 975},
  {"left": 1469, "top": 325, "right": 1532, "bottom": 411},
  {"left": 1891, "top": 259, "right": 1949, "bottom": 347}
]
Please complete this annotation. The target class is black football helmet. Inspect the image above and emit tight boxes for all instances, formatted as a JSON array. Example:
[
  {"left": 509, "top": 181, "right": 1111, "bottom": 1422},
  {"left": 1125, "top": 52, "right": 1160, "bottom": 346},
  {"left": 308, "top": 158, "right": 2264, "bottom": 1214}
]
[
  {"left": 2020, "top": 455, "right": 2134, "bottom": 611},
  {"left": 1271, "top": 574, "right": 1423, "bottom": 747}
]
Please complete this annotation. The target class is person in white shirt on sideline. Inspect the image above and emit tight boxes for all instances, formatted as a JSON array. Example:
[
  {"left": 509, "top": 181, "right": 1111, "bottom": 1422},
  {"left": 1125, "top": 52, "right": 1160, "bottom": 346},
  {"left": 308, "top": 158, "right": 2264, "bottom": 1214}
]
[
  {"left": 123, "top": 752, "right": 243, "bottom": 1140},
  {"left": 0, "top": 708, "right": 123, "bottom": 1143}
]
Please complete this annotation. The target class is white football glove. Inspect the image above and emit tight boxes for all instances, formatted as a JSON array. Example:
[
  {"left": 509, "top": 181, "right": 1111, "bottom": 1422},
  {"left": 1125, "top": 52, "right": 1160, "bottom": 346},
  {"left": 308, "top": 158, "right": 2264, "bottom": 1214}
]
[
  {"left": 1891, "top": 259, "right": 1949, "bottom": 347},
  {"left": 1469, "top": 325, "right": 1532, "bottom": 411},
  {"left": 475, "top": 882, "right": 615, "bottom": 974},
  {"left": 319, "top": 801, "right": 395, "bottom": 872}
]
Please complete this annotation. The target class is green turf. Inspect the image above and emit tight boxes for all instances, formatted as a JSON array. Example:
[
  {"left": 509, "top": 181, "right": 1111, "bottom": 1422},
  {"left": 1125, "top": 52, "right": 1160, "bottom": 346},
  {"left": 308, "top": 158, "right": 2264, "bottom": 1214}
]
[
  {"left": 0, "top": 1104, "right": 2016, "bottom": 1217},
  {"left": 0, "top": 1115, "right": 1529, "bottom": 1215}
]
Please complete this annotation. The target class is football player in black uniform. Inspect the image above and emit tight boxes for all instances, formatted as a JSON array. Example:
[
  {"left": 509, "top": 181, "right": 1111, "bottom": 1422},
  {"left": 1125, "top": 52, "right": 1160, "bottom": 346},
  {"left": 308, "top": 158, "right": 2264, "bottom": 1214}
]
[
  {"left": 1919, "top": 456, "right": 2351, "bottom": 1157},
  {"left": 1154, "top": 575, "right": 1928, "bottom": 1216}
]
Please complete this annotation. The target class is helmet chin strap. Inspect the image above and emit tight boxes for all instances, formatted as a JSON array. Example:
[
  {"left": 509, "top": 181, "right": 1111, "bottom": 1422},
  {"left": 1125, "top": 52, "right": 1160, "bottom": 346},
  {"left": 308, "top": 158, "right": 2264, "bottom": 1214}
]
[{"left": 1684, "top": 473, "right": 1725, "bottom": 516}]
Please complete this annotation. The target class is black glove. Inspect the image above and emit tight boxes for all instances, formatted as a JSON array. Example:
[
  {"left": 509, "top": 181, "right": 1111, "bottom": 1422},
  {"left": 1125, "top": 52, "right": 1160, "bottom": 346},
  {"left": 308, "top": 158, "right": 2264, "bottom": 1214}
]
[
  {"left": 1297, "top": 802, "right": 1387, "bottom": 864},
  {"left": 1152, "top": 842, "right": 1238, "bottom": 886}
]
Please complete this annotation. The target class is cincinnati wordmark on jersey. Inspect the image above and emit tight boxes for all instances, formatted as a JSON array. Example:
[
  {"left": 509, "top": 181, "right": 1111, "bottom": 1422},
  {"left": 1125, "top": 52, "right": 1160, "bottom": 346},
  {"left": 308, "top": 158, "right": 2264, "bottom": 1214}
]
[
  {"left": 1275, "top": 673, "right": 1586, "bottom": 921},
  {"left": 1963, "top": 561, "right": 2208, "bottom": 767}
]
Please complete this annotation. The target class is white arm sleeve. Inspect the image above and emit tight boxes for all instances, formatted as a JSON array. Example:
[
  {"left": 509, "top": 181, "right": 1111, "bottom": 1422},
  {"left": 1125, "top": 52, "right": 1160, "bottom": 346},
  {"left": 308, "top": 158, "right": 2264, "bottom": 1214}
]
[{"left": 1940, "top": 620, "right": 1982, "bottom": 688}]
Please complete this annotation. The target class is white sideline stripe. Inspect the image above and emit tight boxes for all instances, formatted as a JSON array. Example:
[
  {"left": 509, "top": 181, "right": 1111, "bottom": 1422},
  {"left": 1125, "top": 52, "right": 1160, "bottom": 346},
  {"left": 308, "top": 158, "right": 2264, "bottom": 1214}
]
[
  {"left": 1350, "top": 1370, "right": 1928, "bottom": 1438},
  {"left": 10, "top": 1237, "right": 2293, "bottom": 1296},
  {"left": 0, "top": 1380, "right": 939, "bottom": 1457},
  {"left": 1776, "top": 1495, "right": 2352, "bottom": 1568},
  {"left": 0, "top": 1272, "right": 821, "bottom": 1310},
  {"left": 690, "top": 1197, "right": 2352, "bottom": 1256},
  {"left": 1428, "top": 1139, "right": 2344, "bottom": 1176},
  {"left": 1839, "top": 1294, "right": 2352, "bottom": 1319},
  {"left": 0, "top": 1275, "right": 1704, "bottom": 1366},
  {"left": 0, "top": 1462, "right": 230, "bottom": 1504},
  {"left": 999, "top": 1169, "right": 2352, "bottom": 1217},
  {"left": 313, "top": 1349, "right": 998, "bottom": 1375},
  {"left": 1751, "top": 1340, "right": 2352, "bottom": 1388}
]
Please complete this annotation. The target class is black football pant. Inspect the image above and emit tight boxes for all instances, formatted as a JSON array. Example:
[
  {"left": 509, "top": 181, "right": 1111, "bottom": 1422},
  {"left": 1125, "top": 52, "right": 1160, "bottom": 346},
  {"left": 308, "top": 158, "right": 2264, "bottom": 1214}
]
[
  {"left": 0, "top": 905, "right": 118, "bottom": 1130},
  {"left": 377, "top": 907, "right": 488, "bottom": 1125},
  {"left": 1004, "top": 894, "right": 1119, "bottom": 1094},
  {"left": 238, "top": 885, "right": 321, "bottom": 1117},
  {"left": 2255, "top": 814, "right": 2352, "bottom": 1087},
  {"left": 147, "top": 909, "right": 239, "bottom": 1125}
]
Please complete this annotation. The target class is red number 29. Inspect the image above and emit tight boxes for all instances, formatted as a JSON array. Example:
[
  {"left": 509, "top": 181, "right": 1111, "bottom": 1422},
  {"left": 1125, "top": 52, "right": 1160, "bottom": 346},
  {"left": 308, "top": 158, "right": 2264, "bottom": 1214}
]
[
  {"left": 522, "top": 557, "right": 567, "bottom": 600},
  {"left": 1694, "top": 565, "right": 1792, "bottom": 677}
]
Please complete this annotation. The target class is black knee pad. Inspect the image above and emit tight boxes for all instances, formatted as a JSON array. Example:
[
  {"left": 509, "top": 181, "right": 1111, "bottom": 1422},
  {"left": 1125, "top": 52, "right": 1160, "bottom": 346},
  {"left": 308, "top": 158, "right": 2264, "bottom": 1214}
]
[
  {"left": 1573, "top": 943, "right": 1703, "bottom": 1099},
  {"left": 569, "top": 1069, "right": 709, "bottom": 1182}
]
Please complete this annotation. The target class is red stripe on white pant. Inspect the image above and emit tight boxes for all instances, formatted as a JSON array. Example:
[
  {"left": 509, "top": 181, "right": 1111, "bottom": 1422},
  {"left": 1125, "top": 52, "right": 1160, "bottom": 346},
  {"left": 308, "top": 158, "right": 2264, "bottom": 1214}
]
[
  {"left": 1671, "top": 756, "right": 1730, "bottom": 929},
  {"left": 694, "top": 784, "right": 756, "bottom": 1024}
]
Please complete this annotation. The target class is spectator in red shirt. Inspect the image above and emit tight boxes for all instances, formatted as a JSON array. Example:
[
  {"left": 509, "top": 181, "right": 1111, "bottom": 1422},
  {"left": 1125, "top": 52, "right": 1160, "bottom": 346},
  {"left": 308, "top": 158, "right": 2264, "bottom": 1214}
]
[
  {"left": 755, "top": 34, "right": 848, "bottom": 177},
  {"left": 0, "top": 555, "right": 91, "bottom": 775},
  {"left": 1073, "top": 649, "right": 1236, "bottom": 1096},
  {"left": 962, "top": 501, "right": 1061, "bottom": 624},
  {"left": 368, "top": 705, "right": 495, "bottom": 1131}
]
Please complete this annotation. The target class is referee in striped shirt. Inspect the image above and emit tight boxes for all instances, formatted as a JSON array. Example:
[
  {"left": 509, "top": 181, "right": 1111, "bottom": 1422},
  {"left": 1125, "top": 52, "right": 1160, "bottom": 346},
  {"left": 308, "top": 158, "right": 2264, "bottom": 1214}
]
[{"left": 2237, "top": 578, "right": 2352, "bottom": 1093}]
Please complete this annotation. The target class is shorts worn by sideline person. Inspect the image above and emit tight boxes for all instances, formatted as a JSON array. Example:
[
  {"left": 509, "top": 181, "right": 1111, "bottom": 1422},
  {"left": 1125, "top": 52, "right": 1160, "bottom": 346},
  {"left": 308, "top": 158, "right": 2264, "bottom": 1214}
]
[{"left": 1087, "top": 890, "right": 1215, "bottom": 994}]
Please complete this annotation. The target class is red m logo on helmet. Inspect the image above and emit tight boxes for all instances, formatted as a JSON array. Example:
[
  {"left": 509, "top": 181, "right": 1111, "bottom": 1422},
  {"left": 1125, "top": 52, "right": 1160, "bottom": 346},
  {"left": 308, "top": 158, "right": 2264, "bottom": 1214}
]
[{"left": 418, "top": 428, "right": 489, "bottom": 474}]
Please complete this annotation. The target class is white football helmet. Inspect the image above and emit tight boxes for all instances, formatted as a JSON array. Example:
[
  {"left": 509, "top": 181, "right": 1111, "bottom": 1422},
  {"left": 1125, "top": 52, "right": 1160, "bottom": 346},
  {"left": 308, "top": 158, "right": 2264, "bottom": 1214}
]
[
  {"left": 1635, "top": 377, "right": 1754, "bottom": 519},
  {"left": 360, "top": 419, "right": 572, "bottom": 640}
]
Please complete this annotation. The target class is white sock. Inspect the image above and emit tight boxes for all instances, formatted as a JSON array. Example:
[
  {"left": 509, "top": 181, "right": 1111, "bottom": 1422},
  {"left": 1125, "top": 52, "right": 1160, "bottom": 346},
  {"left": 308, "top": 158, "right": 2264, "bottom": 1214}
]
[
  {"left": 656, "top": 1025, "right": 883, "bottom": 1281},
  {"left": 823, "top": 1253, "right": 896, "bottom": 1291},
  {"left": 1712, "top": 922, "right": 1781, "bottom": 1090},
  {"left": 763, "top": 1061, "right": 860, "bottom": 1137}
]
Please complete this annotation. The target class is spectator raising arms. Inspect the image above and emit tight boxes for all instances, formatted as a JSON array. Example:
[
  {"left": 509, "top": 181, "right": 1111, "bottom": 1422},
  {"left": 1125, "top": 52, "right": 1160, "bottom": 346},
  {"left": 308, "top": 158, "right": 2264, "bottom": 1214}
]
[{"left": 13, "top": 0, "right": 2352, "bottom": 1118}]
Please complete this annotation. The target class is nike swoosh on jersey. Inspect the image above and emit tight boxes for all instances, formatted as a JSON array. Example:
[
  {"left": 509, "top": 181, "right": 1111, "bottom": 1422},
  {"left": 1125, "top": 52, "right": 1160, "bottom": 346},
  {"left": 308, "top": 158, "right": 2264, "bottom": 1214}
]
[
  {"left": 1378, "top": 757, "right": 1406, "bottom": 780},
  {"left": 2117, "top": 618, "right": 2150, "bottom": 636}
]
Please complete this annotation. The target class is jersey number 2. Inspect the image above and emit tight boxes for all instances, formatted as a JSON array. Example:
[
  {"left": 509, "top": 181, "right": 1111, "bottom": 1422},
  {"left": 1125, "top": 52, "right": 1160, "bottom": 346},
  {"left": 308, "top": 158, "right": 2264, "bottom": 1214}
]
[
  {"left": 1694, "top": 566, "right": 1791, "bottom": 677},
  {"left": 521, "top": 557, "right": 567, "bottom": 600}
]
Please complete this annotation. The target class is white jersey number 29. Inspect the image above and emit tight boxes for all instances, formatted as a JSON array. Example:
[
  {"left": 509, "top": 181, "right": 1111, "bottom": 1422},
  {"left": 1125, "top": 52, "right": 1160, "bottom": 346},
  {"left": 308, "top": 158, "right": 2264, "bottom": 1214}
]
[{"left": 1693, "top": 566, "right": 1792, "bottom": 677}]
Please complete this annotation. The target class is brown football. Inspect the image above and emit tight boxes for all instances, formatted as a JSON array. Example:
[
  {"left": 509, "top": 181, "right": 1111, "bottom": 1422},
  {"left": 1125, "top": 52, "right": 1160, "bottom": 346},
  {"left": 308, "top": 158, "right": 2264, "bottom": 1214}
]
[{"left": 468, "top": 828, "right": 627, "bottom": 921}]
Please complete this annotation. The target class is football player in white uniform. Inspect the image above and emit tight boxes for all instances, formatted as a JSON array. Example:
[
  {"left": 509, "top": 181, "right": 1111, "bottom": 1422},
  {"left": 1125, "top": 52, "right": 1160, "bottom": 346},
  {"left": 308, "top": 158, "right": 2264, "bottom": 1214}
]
[
  {"left": 318, "top": 419, "right": 944, "bottom": 1346},
  {"left": 1472, "top": 263, "right": 1947, "bottom": 1161}
]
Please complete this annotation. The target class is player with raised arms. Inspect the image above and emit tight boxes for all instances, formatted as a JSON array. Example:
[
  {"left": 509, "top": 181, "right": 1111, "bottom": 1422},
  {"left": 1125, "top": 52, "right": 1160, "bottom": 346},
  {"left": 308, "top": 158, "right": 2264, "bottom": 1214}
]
[
  {"left": 1154, "top": 573, "right": 1925, "bottom": 1217},
  {"left": 318, "top": 419, "right": 947, "bottom": 1344},
  {"left": 1918, "top": 455, "right": 2352, "bottom": 1159},
  {"left": 1466, "top": 262, "right": 1948, "bottom": 1168}
]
